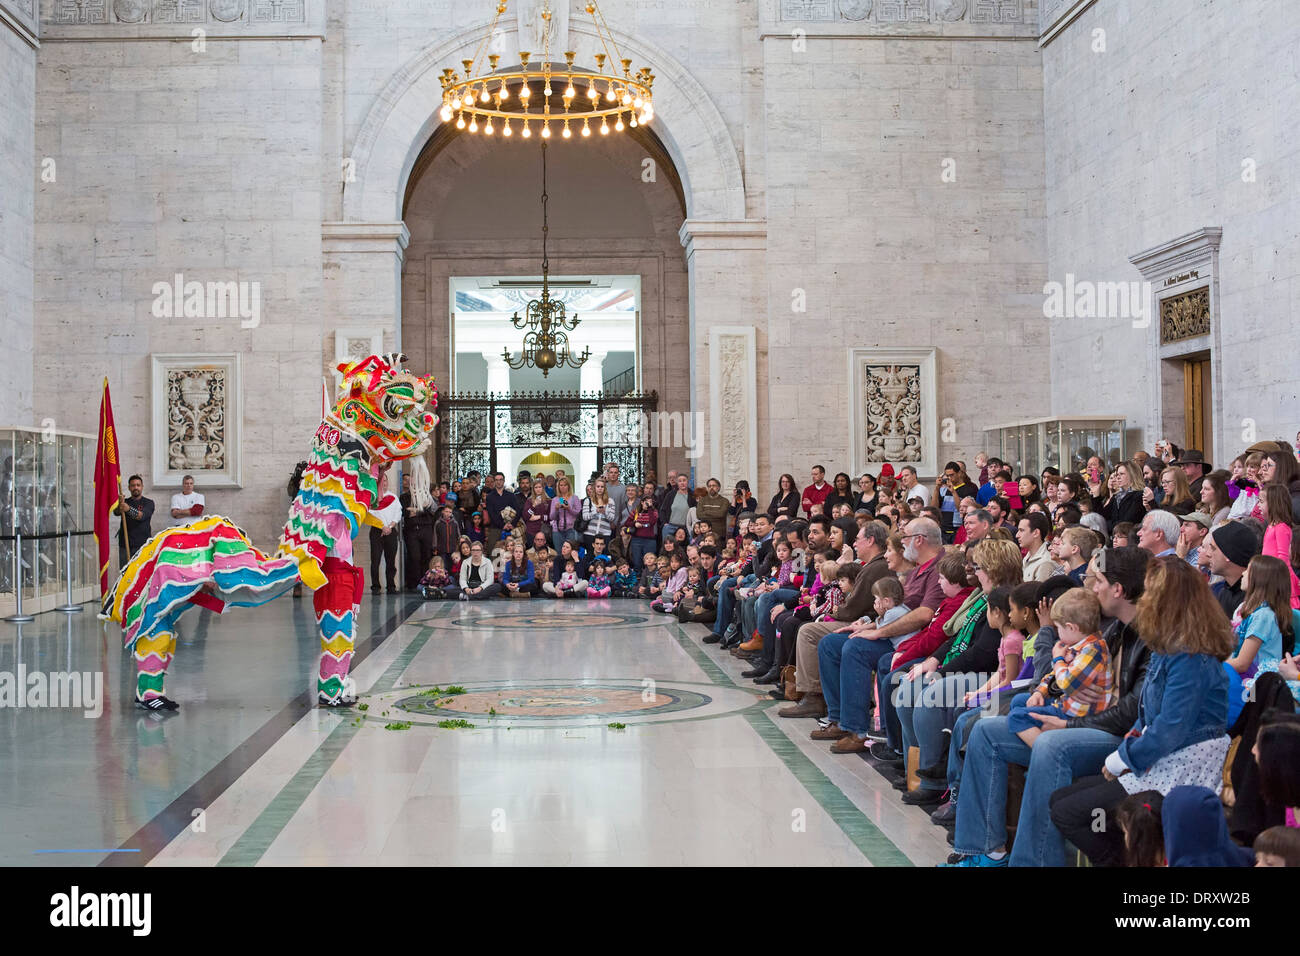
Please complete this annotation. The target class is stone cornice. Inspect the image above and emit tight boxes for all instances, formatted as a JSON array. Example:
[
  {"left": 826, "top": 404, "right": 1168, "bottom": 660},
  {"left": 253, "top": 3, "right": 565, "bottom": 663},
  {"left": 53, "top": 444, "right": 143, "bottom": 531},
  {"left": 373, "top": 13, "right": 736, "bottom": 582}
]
[
  {"left": 39, "top": 0, "right": 323, "bottom": 39},
  {"left": 1129, "top": 227, "right": 1223, "bottom": 281},
  {"left": 679, "top": 220, "right": 768, "bottom": 258},
  {"left": 758, "top": 0, "right": 1039, "bottom": 40},
  {"left": 322, "top": 221, "right": 411, "bottom": 257}
]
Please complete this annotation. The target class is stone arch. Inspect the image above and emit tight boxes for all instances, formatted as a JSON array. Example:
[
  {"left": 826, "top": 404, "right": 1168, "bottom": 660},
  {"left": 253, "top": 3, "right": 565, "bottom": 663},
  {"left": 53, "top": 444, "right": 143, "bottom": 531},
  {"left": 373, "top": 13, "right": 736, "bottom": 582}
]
[{"left": 344, "top": 16, "right": 746, "bottom": 224}]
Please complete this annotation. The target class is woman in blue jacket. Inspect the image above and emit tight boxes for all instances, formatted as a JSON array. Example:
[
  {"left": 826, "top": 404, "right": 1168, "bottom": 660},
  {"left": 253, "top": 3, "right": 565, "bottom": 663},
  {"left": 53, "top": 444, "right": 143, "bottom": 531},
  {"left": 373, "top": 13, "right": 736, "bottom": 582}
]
[
  {"left": 500, "top": 543, "right": 538, "bottom": 598},
  {"left": 1048, "top": 556, "right": 1235, "bottom": 866}
]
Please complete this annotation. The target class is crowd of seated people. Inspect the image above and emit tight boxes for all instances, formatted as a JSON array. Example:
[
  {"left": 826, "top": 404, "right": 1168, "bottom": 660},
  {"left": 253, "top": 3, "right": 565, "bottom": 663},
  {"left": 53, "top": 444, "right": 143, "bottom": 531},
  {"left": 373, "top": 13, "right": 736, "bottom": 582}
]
[
  {"left": 671, "top": 441, "right": 1300, "bottom": 867},
  {"left": 416, "top": 440, "right": 1300, "bottom": 865}
]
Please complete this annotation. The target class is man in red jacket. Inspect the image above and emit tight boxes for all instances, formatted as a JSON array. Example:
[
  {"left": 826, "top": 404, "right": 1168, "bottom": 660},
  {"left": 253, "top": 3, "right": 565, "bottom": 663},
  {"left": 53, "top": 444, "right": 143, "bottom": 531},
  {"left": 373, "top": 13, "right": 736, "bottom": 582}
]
[{"left": 801, "top": 464, "right": 831, "bottom": 517}]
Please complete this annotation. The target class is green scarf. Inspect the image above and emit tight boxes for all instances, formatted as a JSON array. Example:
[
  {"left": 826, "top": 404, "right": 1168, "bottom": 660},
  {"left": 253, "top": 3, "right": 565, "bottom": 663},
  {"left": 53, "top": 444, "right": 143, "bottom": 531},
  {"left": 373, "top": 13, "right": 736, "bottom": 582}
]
[{"left": 942, "top": 593, "right": 988, "bottom": 666}]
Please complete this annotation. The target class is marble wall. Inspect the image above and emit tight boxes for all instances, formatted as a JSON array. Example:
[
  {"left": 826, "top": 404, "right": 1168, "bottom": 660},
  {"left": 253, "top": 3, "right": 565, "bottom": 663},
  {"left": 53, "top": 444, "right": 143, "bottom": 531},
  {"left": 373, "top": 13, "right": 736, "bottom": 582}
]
[
  {"left": 33, "top": 27, "right": 324, "bottom": 549},
  {"left": 1043, "top": 0, "right": 1300, "bottom": 461},
  {"left": 0, "top": 3, "right": 36, "bottom": 427}
]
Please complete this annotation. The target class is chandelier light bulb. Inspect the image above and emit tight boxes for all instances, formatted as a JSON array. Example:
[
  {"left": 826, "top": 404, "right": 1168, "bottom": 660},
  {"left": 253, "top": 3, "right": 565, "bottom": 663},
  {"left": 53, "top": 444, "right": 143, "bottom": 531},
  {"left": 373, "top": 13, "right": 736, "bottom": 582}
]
[
  {"left": 541, "top": 122, "right": 551, "bottom": 138},
  {"left": 562, "top": 124, "right": 571, "bottom": 138},
  {"left": 503, "top": 120, "right": 512, "bottom": 136},
  {"left": 565, "top": 83, "right": 576, "bottom": 98},
  {"left": 581, "top": 120, "right": 591, "bottom": 136},
  {"left": 451, "top": 96, "right": 462, "bottom": 110},
  {"left": 629, "top": 114, "right": 638, "bottom": 128},
  {"left": 480, "top": 88, "right": 490, "bottom": 103},
  {"left": 621, "top": 92, "right": 632, "bottom": 106},
  {"left": 440, "top": 104, "right": 453, "bottom": 122},
  {"left": 520, "top": 84, "right": 531, "bottom": 99},
  {"left": 544, "top": 83, "right": 553, "bottom": 96},
  {"left": 588, "top": 84, "right": 598, "bottom": 100},
  {"left": 600, "top": 119, "right": 609, "bottom": 134},
  {"left": 633, "top": 95, "right": 643, "bottom": 108},
  {"left": 615, "top": 116, "right": 624, "bottom": 131},
  {"left": 522, "top": 122, "right": 531, "bottom": 137},
  {"left": 484, "top": 119, "right": 494, "bottom": 134},
  {"left": 605, "top": 86, "right": 616, "bottom": 102},
  {"left": 456, "top": 113, "right": 466, "bottom": 129},
  {"left": 468, "top": 116, "right": 478, "bottom": 132}
]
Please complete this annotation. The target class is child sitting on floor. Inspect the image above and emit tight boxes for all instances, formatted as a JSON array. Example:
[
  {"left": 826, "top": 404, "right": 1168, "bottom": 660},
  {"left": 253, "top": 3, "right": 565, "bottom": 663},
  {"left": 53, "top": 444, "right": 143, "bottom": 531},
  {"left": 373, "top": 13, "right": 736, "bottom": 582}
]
[
  {"left": 651, "top": 553, "right": 688, "bottom": 612},
  {"left": 418, "top": 555, "right": 453, "bottom": 600},
  {"left": 555, "top": 559, "right": 581, "bottom": 599},
  {"left": 1007, "top": 588, "right": 1110, "bottom": 746},
  {"left": 612, "top": 560, "right": 638, "bottom": 597},
  {"left": 647, "top": 555, "right": 670, "bottom": 600},
  {"left": 587, "top": 563, "right": 612, "bottom": 598}
]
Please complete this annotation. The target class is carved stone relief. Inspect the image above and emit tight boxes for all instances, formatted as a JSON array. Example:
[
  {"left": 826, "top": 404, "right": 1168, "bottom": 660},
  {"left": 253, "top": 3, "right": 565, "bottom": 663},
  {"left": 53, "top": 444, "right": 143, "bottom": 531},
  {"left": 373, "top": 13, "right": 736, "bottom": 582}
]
[
  {"left": 718, "top": 335, "right": 748, "bottom": 489},
  {"left": 166, "top": 368, "right": 228, "bottom": 471},
  {"left": 776, "top": 0, "right": 1024, "bottom": 23},
  {"left": 44, "top": 0, "right": 296, "bottom": 23},
  {"left": 1159, "top": 286, "right": 1211, "bottom": 345},
  {"left": 863, "top": 364, "right": 922, "bottom": 463}
]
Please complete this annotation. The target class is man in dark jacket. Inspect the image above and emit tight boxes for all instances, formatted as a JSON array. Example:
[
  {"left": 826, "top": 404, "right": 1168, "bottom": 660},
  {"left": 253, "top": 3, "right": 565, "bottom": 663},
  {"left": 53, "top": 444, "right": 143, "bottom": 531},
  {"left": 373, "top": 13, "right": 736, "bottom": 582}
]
[
  {"left": 400, "top": 472, "right": 435, "bottom": 590},
  {"left": 947, "top": 545, "right": 1150, "bottom": 868}
]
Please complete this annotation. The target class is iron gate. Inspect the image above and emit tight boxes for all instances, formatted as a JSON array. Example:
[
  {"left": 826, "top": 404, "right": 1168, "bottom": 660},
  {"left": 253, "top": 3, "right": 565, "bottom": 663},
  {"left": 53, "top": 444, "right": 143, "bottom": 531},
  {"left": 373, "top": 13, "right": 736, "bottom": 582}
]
[{"left": 434, "top": 390, "right": 659, "bottom": 486}]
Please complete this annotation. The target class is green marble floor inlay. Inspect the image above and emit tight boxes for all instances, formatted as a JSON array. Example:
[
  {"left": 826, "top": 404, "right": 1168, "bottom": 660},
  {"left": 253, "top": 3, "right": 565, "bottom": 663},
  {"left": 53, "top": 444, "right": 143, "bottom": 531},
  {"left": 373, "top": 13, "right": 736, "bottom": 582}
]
[
  {"left": 211, "top": 607, "right": 917, "bottom": 866},
  {"left": 668, "top": 620, "right": 913, "bottom": 867},
  {"left": 216, "top": 617, "right": 444, "bottom": 866}
]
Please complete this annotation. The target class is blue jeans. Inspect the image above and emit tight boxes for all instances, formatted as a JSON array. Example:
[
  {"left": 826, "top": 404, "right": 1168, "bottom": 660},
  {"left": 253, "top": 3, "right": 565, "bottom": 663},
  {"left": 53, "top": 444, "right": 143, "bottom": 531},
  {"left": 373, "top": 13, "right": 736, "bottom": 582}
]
[
  {"left": 899, "top": 672, "right": 983, "bottom": 792},
  {"left": 551, "top": 528, "right": 578, "bottom": 554},
  {"left": 628, "top": 536, "right": 655, "bottom": 575},
  {"left": 819, "top": 633, "right": 895, "bottom": 736},
  {"left": 756, "top": 588, "right": 799, "bottom": 642},
  {"left": 878, "top": 656, "right": 921, "bottom": 753},
  {"left": 712, "top": 574, "right": 755, "bottom": 635},
  {"left": 953, "top": 701, "right": 1120, "bottom": 866},
  {"left": 946, "top": 705, "right": 986, "bottom": 796}
]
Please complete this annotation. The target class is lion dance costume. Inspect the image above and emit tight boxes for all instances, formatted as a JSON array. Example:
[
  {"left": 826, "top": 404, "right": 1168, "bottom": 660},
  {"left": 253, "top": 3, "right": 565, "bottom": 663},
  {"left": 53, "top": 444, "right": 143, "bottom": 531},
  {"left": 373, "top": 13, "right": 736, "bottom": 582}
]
[{"left": 105, "top": 354, "right": 438, "bottom": 710}]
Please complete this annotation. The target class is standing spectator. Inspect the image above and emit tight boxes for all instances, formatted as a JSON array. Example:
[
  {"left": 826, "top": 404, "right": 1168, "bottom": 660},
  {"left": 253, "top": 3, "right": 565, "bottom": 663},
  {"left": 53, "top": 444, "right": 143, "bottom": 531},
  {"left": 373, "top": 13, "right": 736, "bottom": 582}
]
[
  {"left": 523, "top": 483, "right": 553, "bottom": 542},
  {"left": 549, "top": 475, "right": 581, "bottom": 553},
  {"left": 368, "top": 469, "right": 399, "bottom": 593},
  {"left": 169, "top": 474, "right": 204, "bottom": 526},
  {"left": 580, "top": 478, "right": 618, "bottom": 552},
  {"left": 603, "top": 462, "right": 629, "bottom": 525},
  {"left": 483, "top": 471, "right": 522, "bottom": 554},
  {"left": 768, "top": 473, "right": 800, "bottom": 522},
  {"left": 115, "top": 474, "right": 155, "bottom": 565},
  {"left": 659, "top": 473, "right": 695, "bottom": 544},
  {"left": 695, "top": 478, "right": 730, "bottom": 540},
  {"left": 400, "top": 471, "right": 435, "bottom": 591},
  {"left": 432, "top": 503, "right": 461, "bottom": 564},
  {"left": 824, "top": 472, "right": 855, "bottom": 515},
  {"left": 855, "top": 473, "right": 879, "bottom": 514},
  {"left": 1100, "top": 462, "right": 1146, "bottom": 528},
  {"left": 801, "top": 465, "right": 832, "bottom": 517},
  {"left": 731, "top": 481, "right": 758, "bottom": 520},
  {"left": 1171, "top": 450, "right": 1210, "bottom": 499}
]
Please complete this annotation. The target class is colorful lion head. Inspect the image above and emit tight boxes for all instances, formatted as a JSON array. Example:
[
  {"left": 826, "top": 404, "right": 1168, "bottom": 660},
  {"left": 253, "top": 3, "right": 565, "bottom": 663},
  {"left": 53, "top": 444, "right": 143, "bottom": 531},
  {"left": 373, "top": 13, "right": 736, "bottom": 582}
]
[{"left": 331, "top": 353, "right": 438, "bottom": 463}]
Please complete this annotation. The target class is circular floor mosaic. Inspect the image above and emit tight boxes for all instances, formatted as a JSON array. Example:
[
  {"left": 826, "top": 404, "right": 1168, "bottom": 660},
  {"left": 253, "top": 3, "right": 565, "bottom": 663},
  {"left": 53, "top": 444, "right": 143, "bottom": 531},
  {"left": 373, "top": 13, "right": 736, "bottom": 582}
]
[
  {"left": 360, "top": 679, "right": 763, "bottom": 729},
  {"left": 395, "top": 683, "right": 709, "bottom": 720},
  {"left": 446, "top": 612, "right": 651, "bottom": 630}
]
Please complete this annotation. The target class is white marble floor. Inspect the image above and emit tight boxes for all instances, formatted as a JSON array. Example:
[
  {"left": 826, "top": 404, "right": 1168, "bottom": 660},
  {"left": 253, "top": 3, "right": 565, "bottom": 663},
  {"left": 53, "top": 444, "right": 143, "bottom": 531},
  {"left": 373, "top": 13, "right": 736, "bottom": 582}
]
[{"left": 133, "top": 599, "right": 952, "bottom": 866}]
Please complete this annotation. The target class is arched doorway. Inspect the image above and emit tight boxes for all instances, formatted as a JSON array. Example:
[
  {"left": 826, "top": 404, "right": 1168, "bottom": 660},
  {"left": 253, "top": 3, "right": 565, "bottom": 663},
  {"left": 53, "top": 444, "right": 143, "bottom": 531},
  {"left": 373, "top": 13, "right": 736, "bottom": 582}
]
[
  {"left": 401, "top": 121, "right": 687, "bottom": 487},
  {"left": 329, "top": 17, "right": 764, "bottom": 492}
]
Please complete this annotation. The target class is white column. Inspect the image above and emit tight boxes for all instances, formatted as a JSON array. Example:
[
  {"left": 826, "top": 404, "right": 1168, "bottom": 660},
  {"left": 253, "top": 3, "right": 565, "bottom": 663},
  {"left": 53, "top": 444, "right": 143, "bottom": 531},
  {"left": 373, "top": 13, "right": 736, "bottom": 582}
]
[
  {"left": 484, "top": 353, "right": 512, "bottom": 474},
  {"left": 679, "top": 220, "right": 767, "bottom": 489},
  {"left": 580, "top": 350, "right": 608, "bottom": 398}
]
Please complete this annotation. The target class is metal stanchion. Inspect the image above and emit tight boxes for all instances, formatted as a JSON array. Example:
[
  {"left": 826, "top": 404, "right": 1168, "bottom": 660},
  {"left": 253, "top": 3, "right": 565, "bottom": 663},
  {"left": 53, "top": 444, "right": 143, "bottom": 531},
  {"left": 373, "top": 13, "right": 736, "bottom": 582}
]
[
  {"left": 55, "top": 529, "right": 83, "bottom": 613},
  {"left": 5, "top": 532, "right": 35, "bottom": 623}
]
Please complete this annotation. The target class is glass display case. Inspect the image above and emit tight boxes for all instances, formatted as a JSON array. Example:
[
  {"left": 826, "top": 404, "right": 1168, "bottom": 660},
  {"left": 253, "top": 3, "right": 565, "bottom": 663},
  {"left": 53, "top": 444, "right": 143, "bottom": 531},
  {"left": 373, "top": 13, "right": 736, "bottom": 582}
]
[
  {"left": 0, "top": 427, "right": 96, "bottom": 616},
  {"left": 983, "top": 418, "right": 1127, "bottom": 479}
]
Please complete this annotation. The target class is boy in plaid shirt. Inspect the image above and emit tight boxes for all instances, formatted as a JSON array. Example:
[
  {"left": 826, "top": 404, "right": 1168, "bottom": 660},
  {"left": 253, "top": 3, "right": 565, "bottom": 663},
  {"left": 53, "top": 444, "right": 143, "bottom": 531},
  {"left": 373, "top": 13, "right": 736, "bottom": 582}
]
[{"left": 1007, "top": 588, "right": 1111, "bottom": 747}]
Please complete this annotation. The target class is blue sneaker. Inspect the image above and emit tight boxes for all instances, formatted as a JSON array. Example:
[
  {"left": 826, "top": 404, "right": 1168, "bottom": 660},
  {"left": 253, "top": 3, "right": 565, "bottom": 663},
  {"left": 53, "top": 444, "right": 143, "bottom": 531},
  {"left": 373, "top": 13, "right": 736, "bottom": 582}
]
[{"left": 940, "top": 852, "right": 1008, "bottom": 867}]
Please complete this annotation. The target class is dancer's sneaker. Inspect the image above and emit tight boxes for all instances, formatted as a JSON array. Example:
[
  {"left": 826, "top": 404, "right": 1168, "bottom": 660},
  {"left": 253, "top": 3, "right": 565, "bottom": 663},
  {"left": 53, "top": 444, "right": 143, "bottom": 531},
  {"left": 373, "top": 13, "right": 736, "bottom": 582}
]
[{"left": 135, "top": 695, "right": 179, "bottom": 712}]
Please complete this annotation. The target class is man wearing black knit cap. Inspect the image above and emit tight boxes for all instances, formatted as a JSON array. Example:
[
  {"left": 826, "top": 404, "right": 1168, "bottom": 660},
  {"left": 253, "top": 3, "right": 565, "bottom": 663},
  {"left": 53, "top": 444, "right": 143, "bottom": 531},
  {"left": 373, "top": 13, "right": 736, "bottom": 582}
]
[{"left": 1203, "top": 521, "right": 1259, "bottom": 621}]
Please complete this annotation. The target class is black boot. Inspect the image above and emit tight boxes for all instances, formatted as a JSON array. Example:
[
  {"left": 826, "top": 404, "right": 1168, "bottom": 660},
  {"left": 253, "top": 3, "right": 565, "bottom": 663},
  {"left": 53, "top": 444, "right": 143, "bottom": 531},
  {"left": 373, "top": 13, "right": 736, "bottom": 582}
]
[
  {"left": 741, "top": 662, "right": 768, "bottom": 678},
  {"left": 753, "top": 665, "right": 782, "bottom": 685}
]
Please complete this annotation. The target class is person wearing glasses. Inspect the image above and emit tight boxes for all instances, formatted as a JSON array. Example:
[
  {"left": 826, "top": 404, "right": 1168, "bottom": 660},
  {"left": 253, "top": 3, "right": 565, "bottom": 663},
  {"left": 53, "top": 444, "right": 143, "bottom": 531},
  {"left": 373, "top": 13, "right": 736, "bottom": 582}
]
[{"left": 946, "top": 546, "right": 1150, "bottom": 867}]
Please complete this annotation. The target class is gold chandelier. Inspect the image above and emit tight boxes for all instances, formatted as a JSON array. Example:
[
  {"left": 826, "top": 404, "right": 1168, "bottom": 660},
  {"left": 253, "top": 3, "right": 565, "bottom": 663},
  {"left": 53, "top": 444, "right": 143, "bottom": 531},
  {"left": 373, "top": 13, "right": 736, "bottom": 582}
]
[
  {"left": 438, "top": 0, "right": 655, "bottom": 140},
  {"left": 502, "top": 142, "right": 590, "bottom": 378}
]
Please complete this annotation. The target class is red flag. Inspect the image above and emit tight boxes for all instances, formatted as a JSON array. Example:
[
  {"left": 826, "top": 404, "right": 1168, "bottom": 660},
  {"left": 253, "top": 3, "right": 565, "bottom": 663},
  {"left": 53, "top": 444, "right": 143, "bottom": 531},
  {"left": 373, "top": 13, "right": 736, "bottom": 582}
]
[{"left": 93, "top": 378, "right": 123, "bottom": 598}]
